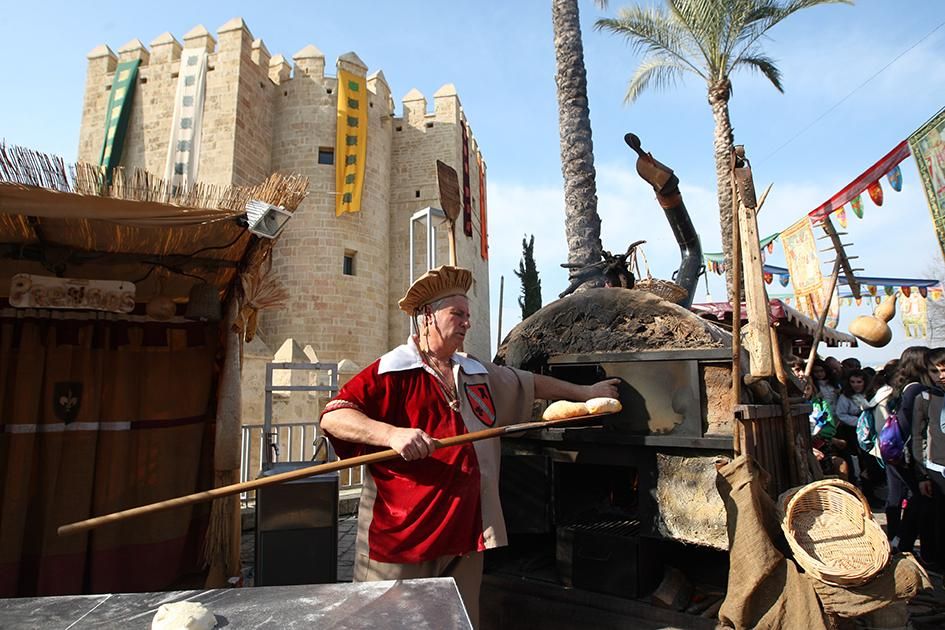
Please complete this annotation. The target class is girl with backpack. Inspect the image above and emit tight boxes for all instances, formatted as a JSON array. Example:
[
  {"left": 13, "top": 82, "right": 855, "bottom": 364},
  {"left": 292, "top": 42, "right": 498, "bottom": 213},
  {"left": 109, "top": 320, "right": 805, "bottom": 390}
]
[
  {"left": 836, "top": 369, "right": 871, "bottom": 487},
  {"left": 883, "top": 346, "right": 933, "bottom": 554},
  {"left": 911, "top": 346, "right": 945, "bottom": 569}
]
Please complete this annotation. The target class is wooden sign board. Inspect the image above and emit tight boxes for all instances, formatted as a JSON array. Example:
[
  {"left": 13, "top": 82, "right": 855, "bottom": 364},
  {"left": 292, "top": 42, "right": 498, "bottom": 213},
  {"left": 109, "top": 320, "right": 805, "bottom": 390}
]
[
  {"left": 436, "top": 160, "right": 462, "bottom": 223},
  {"left": 10, "top": 273, "right": 136, "bottom": 313}
]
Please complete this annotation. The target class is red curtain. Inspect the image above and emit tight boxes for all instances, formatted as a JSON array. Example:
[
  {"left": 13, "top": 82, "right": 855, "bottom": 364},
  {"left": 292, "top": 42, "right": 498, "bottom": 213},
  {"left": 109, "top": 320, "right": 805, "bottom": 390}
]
[{"left": 0, "top": 310, "right": 217, "bottom": 596}]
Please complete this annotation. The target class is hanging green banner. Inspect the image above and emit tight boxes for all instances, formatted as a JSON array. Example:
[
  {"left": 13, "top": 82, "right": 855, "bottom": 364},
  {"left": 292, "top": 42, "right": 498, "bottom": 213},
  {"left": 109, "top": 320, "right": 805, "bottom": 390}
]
[
  {"left": 99, "top": 59, "right": 141, "bottom": 172},
  {"left": 908, "top": 107, "right": 945, "bottom": 261}
]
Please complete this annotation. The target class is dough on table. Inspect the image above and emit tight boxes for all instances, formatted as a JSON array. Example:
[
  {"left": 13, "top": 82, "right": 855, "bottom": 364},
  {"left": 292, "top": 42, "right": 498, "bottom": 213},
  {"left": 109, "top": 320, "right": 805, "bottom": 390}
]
[
  {"left": 586, "top": 397, "right": 622, "bottom": 414},
  {"left": 542, "top": 400, "right": 589, "bottom": 421},
  {"left": 152, "top": 601, "right": 216, "bottom": 630}
]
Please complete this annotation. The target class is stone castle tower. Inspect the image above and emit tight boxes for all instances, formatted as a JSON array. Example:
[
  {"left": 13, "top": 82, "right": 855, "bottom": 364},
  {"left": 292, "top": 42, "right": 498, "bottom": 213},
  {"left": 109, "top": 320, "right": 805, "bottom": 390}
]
[{"left": 77, "top": 18, "right": 491, "bottom": 372}]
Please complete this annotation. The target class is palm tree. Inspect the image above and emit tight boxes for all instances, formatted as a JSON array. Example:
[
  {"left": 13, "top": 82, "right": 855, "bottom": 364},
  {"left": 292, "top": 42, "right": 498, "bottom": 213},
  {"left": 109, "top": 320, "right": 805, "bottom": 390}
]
[
  {"left": 553, "top": 0, "right": 605, "bottom": 289},
  {"left": 596, "top": 0, "right": 852, "bottom": 301}
]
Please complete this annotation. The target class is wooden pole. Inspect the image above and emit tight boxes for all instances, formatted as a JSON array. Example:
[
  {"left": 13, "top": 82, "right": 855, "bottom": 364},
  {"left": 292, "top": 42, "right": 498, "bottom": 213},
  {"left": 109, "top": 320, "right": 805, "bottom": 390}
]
[
  {"left": 769, "top": 325, "right": 801, "bottom": 485},
  {"left": 730, "top": 167, "right": 744, "bottom": 456},
  {"left": 803, "top": 258, "right": 843, "bottom": 380},
  {"left": 447, "top": 220, "right": 458, "bottom": 267},
  {"left": 58, "top": 412, "right": 612, "bottom": 537},
  {"left": 496, "top": 275, "right": 505, "bottom": 354}
]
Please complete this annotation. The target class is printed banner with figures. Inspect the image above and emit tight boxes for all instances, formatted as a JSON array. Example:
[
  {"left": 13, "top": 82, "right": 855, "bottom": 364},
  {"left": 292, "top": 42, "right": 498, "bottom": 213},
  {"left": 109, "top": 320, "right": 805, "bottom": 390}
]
[
  {"left": 909, "top": 108, "right": 945, "bottom": 261},
  {"left": 796, "top": 278, "right": 840, "bottom": 330},
  {"left": 901, "top": 291, "right": 929, "bottom": 338},
  {"left": 335, "top": 69, "right": 368, "bottom": 216},
  {"left": 781, "top": 217, "right": 823, "bottom": 299}
]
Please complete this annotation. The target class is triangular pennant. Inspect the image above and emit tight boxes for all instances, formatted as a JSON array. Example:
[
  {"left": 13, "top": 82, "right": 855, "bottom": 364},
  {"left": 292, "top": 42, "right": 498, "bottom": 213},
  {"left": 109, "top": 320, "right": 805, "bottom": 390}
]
[
  {"left": 779, "top": 274, "right": 790, "bottom": 287},
  {"left": 920, "top": 286, "right": 928, "bottom": 298},
  {"left": 902, "top": 286, "right": 911, "bottom": 298},
  {"left": 867, "top": 284, "right": 877, "bottom": 296},
  {"left": 764, "top": 272, "right": 773, "bottom": 285},
  {"left": 884, "top": 285, "right": 894, "bottom": 296},
  {"left": 887, "top": 165, "right": 903, "bottom": 192},
  {"left": 868, "top": 180, "right": 884, "bottom": 206},
  {"left": 855, "top": 296, "right": 862, "bottom": 306}
]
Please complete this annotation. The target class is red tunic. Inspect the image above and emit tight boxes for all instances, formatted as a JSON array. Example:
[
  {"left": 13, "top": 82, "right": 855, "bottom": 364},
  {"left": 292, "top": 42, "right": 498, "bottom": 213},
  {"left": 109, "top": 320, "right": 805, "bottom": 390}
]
[{"left": 322, "top": 339, "right": 534, "bottom": 563}]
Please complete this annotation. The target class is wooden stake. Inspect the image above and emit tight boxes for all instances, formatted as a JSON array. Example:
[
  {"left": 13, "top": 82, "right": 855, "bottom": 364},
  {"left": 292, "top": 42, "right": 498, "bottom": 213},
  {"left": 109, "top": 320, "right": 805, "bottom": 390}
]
[
  {"left": 804, "top": 258, "right": 843, "bottom": 380},
  {"left": 730, "top": 167, "right": 743, "bottom": 456},
  {"left": 497, "top": 275, "right": 505, "bottom": 354},
  {"left": 58, "top": 412, "right": 613, "bottom": 537}
]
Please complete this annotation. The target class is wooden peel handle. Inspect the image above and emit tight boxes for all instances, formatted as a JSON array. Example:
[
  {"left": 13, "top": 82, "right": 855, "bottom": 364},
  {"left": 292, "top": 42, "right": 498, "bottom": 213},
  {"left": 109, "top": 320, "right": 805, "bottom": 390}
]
[{"left": 57, "top": 413, "right": 609, "bottom": 537}]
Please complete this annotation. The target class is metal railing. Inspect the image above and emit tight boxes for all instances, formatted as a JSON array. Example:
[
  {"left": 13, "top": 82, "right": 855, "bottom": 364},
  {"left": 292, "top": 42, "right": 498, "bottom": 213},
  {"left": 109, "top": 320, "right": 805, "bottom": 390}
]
[{"left": 240, "top": 421, "right": 365, "bottom": 506}]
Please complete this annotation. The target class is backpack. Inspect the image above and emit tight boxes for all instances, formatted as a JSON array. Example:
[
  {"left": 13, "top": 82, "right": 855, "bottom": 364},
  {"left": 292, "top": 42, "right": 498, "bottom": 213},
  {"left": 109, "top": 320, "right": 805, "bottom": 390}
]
[
  {"left": 856, "top": 407, "right": 877, "bottom": 452},
  {"left": 810, "top": 399, "right": 837, "bottom": 441},
  {"left": 878, "top": 408, "right": 907, "bottom": 464}
]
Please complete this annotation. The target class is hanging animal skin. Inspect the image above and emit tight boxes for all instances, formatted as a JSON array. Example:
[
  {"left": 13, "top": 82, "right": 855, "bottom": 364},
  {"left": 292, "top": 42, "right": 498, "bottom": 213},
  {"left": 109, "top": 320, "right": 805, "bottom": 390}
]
[
  {"left": 851, "top": 194, "right": 864, "bottom": 218},
  {"left": 887, "top": 165, "right": 903, "bottom": 192},
  {"left": 834, "top": 207, "right": 848, "bottom": 229},
  {"left": 868, "top": 180, "right": 884, "bottom": 206}
]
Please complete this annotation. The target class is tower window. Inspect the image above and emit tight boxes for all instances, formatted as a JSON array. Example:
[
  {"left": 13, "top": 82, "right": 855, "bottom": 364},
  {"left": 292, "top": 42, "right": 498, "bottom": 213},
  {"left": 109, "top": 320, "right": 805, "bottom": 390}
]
[
  {"left": 415, "top": 190, "right": 421, "bottom": 198},
  {"left": 318, "top": 147, "right": 334, "bottom": 165},
  {"left": 343, "top": 250, "right": 357, "bottom": 276}
]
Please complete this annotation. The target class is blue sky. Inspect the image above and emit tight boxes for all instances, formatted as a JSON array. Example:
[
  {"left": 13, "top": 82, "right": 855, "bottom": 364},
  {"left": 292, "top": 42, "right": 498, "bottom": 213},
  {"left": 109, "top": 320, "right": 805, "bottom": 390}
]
[{"left": 3, "top": 0, "right": 945, "bottom": 366}]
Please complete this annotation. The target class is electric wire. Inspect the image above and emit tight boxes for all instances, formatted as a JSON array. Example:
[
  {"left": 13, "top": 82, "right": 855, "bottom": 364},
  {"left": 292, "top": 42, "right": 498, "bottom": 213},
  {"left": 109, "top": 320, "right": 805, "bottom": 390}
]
[{"left": 759, "top": 18, "right": 945, "bottom": 164}]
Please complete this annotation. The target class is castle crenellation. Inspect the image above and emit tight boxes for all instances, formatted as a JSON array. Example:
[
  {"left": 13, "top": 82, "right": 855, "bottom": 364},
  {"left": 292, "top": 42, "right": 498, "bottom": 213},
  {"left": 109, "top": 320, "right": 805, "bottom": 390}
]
[{"left": 78, "top": 17, "right": 491, "bottom": 427}]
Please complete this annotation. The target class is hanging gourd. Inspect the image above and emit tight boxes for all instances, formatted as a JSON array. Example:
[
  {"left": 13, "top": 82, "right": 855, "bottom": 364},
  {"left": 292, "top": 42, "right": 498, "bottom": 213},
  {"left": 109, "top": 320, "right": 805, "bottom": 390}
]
[
  {"left": 851, "top": 194, "right": 865, "bottom": 218},
  {"left": 834, "top": 206, "right": 848, "bottom": 229},
  {"left": 887, "top": 165, "right": 903, "bottom": 192},
  {"left": 849, "top": 293, "right": 897, "bottom": 347},
  {"left": 868, "top": 180, "right": 884, "bottom": 206}
]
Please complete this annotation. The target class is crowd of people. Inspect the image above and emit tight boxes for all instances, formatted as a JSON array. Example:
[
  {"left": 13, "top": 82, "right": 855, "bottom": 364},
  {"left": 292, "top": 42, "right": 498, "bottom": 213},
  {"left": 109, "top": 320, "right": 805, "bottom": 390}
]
[{"left": 791, "top": 347, "right": 945, "bottom": 571}]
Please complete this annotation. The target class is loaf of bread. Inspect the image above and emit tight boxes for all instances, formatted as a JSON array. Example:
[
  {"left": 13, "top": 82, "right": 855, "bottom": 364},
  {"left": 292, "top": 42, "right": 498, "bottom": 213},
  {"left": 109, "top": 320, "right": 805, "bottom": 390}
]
[
  {"left": 586, "top": 397, "right": 622, "bottom": 415},
  {"left": 541, "top": 400, "right": 589, "bottom": 421}
]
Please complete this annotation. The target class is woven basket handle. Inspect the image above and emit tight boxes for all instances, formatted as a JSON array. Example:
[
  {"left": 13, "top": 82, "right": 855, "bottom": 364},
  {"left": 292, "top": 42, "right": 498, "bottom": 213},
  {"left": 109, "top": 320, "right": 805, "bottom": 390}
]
[
  {"left": 633, "top": 246, "right": 653, "bottom": 280},
  {"left": 785, "top": 478, "right": 871, "bottom": 532}
]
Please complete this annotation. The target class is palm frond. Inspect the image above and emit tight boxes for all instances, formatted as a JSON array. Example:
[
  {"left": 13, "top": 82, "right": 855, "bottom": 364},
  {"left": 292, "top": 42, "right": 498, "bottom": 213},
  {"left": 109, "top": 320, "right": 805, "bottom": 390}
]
[
  {"left": 735, "top": 52, "right": 784, "bottom": 91},
  {"left": 595, "top": 6, "right": 707, "bottom": 80},
  {"left": 625, "top": 56, "right": 689, "bottom": 103}
]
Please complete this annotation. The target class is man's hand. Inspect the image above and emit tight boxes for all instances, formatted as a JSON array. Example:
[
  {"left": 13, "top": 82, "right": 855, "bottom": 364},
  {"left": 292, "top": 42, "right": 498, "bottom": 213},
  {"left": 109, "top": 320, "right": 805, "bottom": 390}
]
[
  {"left": 388, "top": 427, "right": 438, "bottom": 461},
  {"left": 919, "top": 479, "right": 933, "bottom": 498},
  {"left": 584, "top": 378, "right": 621, "bottom": 401}
]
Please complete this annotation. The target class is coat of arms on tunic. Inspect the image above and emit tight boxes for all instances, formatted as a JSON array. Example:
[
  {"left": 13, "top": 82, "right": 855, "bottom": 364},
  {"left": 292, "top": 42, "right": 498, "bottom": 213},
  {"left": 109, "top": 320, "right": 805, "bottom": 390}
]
[
  {"left": 53, "top": 382, "right": 82, "bottom": 424},
  {"left": 465, "top": 383, "right": 496, "bottom": 427}
]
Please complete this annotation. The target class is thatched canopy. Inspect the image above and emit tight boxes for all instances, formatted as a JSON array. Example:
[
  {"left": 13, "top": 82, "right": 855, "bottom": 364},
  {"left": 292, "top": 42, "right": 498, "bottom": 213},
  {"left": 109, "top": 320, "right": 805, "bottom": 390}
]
[{"left": 0, "top": 144, "right": 308, "bottom": 303}]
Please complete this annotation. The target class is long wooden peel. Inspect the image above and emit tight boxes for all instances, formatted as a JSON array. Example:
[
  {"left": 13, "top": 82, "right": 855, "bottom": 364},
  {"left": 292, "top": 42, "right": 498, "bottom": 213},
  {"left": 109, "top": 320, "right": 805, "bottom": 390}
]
[
  {"left": 436, "top": 160, "right": 462, "bottom": 266},
  {"left": 58, "top": 412, "right": 612, "bottom": 537}
]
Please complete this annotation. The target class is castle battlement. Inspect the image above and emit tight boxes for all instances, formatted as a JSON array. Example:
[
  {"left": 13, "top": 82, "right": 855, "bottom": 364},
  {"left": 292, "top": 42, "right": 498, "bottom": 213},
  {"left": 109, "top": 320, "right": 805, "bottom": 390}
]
[{"left": 78, "top": 17, "right": 491, "bottom": 369}]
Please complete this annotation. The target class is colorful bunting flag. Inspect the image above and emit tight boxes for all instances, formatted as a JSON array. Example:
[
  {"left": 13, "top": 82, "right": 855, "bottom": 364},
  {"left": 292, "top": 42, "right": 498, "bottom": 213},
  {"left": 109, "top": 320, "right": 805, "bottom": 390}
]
[
  {"left": 885, "top": 285, "right": 894, "bottom": 296},
  {"left": 834, "top": 206, "right": 848, "bottom": 229},
  {"left": 902, "top": 286, "right": 912, "bottom": 298},
  {"left": 764, "top": 272, "right": 773, "bottom": 285},
  {"left": 779, "top": 274, "right": 790, "bottom": 287},
  {"left": 887, "top": 165, "right": 903, "bottom": 192},
  {"left": 855, "top": 296, "right": 862, "bottom": 306},
  {"left": 867, "top": 284, "right": 877, "bottom": 296},
  {"left": 851, "top": 194, "right": 864, "bottom": 218},
  {"left": 920, "top": 286, "right": 929, "bottom": 298},
  {"left": 868, "top": 180, "right": 884, "bottom": 206}
]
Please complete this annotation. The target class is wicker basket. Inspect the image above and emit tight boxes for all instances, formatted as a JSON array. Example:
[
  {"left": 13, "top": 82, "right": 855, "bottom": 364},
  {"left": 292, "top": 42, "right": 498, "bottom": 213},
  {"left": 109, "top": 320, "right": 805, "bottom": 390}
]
[
  {"left": 778, "top": 479, "right": 889, "bottom": 586},
  {"left": 631, "top": 247, "right": 689, "bottom": 304}
]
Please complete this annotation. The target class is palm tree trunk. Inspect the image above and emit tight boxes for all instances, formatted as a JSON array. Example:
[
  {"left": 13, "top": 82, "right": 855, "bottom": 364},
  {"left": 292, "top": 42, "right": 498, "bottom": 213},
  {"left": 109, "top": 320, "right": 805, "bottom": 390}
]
[
  {"left": 708, "top": 79, "right": 736, "bottom": 303},
  {"left": 552, "top": 0, "right": 603, "bottom": 286}
]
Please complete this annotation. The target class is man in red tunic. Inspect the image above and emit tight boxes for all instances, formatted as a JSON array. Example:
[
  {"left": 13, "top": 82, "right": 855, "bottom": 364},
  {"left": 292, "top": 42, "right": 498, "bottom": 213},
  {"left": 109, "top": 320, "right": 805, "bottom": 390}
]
[{"left": 320, "top": 266, "right": 619, "bottom": 627}]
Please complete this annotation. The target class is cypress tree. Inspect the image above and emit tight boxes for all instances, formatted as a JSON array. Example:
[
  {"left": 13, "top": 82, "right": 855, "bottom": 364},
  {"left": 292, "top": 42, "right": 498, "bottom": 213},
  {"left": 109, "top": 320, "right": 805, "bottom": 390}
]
[{"left": 515, "top": 234, "right": 542, "bottom": 319}]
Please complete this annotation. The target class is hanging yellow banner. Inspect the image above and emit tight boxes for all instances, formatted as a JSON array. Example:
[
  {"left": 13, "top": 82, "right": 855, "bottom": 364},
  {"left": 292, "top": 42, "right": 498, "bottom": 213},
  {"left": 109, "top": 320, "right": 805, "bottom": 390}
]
[
  {"left": 335, "top": 68, "right": 368, "bottom": 216},
  {"left": 901, "top": 291, "right": 929, "bottom": 338}
]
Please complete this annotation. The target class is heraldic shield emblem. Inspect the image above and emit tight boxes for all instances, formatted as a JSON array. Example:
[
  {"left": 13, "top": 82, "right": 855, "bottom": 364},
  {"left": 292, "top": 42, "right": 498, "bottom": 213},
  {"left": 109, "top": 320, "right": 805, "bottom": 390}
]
[
  {"left": 464, "top": 383, "right": 496, "bottom": 427},
  {"left": 53, "top": 382, "right": 82, "bottom": 424}
]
